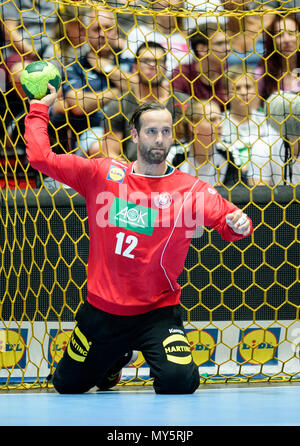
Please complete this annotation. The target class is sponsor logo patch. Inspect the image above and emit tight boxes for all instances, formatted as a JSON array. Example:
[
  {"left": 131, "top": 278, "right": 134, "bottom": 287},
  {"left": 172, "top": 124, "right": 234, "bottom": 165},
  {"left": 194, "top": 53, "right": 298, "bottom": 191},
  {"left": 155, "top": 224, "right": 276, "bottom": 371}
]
[
  {"left": 207, "top": 187, "right": 217, "bottom": 195},
  {"left": 109, "top": 197, "right": 158, "bottom": 236},
  {"left": 154, "top": 192, "right": 172, "bottom": 209},
  {"left": 163, "top": 334, "right": 192, "bottom": 365},
  {"left": 107, "top": 166, "right": 126, "bottom": 183},
  {"left": 67, "top": 326, "right": 92, "bottom": 363}
]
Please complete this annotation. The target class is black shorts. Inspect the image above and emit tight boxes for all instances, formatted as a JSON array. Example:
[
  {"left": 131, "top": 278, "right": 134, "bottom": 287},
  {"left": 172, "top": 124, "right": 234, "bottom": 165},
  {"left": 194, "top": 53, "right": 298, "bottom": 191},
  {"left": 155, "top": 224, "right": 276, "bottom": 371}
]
[{"left": 52, "top": 301, "right": 200, "bottom": 394}]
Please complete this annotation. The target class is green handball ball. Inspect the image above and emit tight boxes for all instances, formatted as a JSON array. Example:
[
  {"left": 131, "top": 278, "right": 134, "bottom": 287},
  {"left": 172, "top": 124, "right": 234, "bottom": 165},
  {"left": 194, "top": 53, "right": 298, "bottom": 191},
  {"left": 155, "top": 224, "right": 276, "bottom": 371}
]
[{"left": 20, "top": 61, "right": 61, "bottom": 100}]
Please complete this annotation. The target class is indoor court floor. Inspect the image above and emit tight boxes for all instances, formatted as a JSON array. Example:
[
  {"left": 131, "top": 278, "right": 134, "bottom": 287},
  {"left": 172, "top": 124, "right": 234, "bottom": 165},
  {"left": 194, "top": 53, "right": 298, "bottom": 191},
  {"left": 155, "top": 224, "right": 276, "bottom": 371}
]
[{"left": 1, "top": 382, "right": 300, "bottom": 427}]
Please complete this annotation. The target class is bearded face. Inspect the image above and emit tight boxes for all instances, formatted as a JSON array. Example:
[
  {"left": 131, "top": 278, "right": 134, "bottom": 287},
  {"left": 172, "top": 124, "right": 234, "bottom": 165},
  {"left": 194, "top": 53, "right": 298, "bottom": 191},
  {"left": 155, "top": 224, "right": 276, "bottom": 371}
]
[{"left": 132, "top": 109, "right": 173, "bottom": 165}]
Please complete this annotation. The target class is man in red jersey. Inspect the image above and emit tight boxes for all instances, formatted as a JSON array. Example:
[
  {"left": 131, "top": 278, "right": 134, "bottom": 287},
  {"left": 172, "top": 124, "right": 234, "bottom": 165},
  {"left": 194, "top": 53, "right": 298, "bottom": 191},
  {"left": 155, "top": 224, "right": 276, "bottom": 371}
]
[{"left": 25, "top": 85, "right": 252, "bottom": 394}]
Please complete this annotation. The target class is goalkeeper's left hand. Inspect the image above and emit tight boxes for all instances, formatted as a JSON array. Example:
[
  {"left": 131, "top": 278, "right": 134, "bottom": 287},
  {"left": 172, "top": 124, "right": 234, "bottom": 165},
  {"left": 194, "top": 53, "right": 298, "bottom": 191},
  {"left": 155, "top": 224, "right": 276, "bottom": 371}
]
[
  {"left": 226, "top": 210, "right": 251, "bottom": 236},
  {"left": 30, "top": 84, "right": 57, "bottom": 108}
]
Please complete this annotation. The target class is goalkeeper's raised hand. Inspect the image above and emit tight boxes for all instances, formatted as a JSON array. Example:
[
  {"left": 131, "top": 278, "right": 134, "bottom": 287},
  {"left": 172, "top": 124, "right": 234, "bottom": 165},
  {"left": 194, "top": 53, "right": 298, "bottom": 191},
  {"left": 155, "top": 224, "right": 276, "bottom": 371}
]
[
  {"left": 30, "top": 84, "right": 57, "bottom": 108},
  {"left": 226, "top": 210, "right": 251, "bottom": 236}
]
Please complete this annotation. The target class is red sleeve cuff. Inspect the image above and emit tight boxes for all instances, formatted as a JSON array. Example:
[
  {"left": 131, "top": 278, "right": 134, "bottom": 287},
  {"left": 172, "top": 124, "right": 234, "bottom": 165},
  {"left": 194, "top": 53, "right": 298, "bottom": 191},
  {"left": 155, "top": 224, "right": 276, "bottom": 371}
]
[{"left": 29, "top": 102, "right": 50, "bottom": 113}]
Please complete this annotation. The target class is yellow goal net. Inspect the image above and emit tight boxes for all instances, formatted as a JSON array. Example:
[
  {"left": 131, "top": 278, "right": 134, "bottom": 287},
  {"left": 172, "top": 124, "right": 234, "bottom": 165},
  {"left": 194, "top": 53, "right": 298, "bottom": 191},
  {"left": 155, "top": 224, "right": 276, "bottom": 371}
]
[{"left": 0, "top": 0, "right": 299, "bottom": 389}]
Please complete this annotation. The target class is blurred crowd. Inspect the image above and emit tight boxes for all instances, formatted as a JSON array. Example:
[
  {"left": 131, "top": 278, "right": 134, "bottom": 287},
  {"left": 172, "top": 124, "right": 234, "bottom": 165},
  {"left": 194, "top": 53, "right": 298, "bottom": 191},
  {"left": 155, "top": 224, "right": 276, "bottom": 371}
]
[{"left": 0, "top": 0, "right": 299, "bottom": 189}]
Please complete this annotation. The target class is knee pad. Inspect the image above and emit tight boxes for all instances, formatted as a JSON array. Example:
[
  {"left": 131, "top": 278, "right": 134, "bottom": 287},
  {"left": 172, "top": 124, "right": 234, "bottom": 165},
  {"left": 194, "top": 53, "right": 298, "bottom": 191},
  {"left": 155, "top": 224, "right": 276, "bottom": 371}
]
[{"left": 153, "top": 363, "right": 200, "bottom": 394}]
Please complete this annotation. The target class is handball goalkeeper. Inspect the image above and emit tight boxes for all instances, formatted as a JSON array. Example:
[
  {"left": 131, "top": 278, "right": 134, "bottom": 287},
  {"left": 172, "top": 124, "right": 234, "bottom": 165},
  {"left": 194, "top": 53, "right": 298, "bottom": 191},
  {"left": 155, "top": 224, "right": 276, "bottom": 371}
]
[{"left": 25, "top": 85, "right": 252, "bottom": 394}]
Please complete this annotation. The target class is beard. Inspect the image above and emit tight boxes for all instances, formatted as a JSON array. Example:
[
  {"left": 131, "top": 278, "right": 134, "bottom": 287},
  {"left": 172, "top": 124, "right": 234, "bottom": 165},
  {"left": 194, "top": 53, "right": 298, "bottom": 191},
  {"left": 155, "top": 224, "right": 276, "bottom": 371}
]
[{"left": 138, "top": 144, "right": 170, "bottom": 164}]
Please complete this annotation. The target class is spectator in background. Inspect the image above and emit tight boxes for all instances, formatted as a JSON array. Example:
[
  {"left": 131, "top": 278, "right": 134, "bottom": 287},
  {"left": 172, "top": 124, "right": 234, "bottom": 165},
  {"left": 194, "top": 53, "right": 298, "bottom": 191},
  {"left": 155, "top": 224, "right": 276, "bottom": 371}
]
[
  {"left": 169, "top": 98, "right": 234, "bottom": 186},
  {"left": 249, "top": 91, "right": 300, "bottom": 187},
  {"left": 1, "top": 0, "right": 57, "bottom": 61},
  {"left": 53, "top": 4, "right": 90, "bottom": 66},
  {"left": 257, "top": 14, "right": 300, "bottom": 100},
  {"left": 42, "top": 9, "right": 133, "bottom": 189},
  {"left": 107, "top": 0, "right": 151, "bottom": 33},
  {"left": 216, "top": 64, "right": 275, "bottom": 183},
  {"left": 0, "top": 20, "right": 6, "bottom": 140},
  {"left": 86, "top": 41, "right": 189, "bottom": 161},
  {"left": 48, "top": 4, "right": 90, "bottom": 156},
  {"left": 184, "top": 0, "right": 226, "bottom": 31},
  {"left": 223, "top": 0, "right": 277, "bottom": 69},
  {"left": 1, "top": 0, "right": 59, "bottom": 96},
  {"left": 122, "top": 0, "right": 192, "bottom": 78},
  {"left": 0, "top": 16, "right": 15, "bottom": 188},
  {"left": 171, "top": 23, "right": 229, "bottom": 109},
  {"left": 225, "top": 14, "right": 264, "bottom": 70},
  {"left": 53, "top": 9, "right": 133, "bottom": 155},
  {"left": 0, "top": 0, "right": 59, "bottom": 188}
]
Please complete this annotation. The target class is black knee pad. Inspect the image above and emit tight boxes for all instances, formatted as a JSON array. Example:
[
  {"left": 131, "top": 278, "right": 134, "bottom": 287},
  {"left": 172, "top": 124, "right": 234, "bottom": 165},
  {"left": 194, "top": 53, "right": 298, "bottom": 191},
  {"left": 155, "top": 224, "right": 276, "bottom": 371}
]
[
  {"left": 51, "top": 367, "right": 91, "bottom": 394},
  {"left": 153, "top": 364, "right": 200, "bottom": 394}
]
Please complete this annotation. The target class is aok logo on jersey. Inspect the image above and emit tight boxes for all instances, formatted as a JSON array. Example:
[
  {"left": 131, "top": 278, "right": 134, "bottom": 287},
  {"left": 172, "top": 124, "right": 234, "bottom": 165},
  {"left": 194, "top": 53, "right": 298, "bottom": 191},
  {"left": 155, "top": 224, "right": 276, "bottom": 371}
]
[
  {"left": 0, "top": 328, "right": 28, "bottom": 368},
  {"left": 109, "top": 197, "right": 158, "bottom": 236},
  {"left": 186, "top": 329, "right": 218, "bottom": 366},
  {"left": 237, "top": 328, "right": 281, "bottom": 365},
  {"left": 48, "top": 329, "right": 73, "bottom": 367}
]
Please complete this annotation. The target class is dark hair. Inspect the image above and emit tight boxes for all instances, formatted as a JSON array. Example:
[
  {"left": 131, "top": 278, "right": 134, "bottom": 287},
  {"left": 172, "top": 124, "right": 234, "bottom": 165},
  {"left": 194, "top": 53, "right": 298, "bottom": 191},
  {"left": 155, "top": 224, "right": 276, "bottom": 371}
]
[
  {"left": 189, "top": 22, "right": 225, "bottom": 56},
  {"left": 129, "top": 102, "right": 169, "bottom": 133},
  {"left": 262, "top": 14, "right": 300, "bottom": 99},
  {"left": 135, "top": 41, "right": 167, "bottom": 63}
]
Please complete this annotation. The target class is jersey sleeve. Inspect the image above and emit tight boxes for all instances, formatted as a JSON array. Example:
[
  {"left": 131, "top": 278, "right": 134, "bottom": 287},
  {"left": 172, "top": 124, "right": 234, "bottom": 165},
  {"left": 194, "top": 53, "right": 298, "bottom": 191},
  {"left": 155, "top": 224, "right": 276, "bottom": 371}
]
[{"left": 25, "top": 103, "right": 102, "bottom": 197}]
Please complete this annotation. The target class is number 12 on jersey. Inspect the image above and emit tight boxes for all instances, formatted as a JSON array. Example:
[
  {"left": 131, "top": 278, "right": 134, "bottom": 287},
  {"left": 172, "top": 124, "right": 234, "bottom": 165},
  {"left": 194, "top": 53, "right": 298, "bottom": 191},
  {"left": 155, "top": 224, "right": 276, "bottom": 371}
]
[{"left": 115, "top": 232, "right": 138, "bottom": 259}]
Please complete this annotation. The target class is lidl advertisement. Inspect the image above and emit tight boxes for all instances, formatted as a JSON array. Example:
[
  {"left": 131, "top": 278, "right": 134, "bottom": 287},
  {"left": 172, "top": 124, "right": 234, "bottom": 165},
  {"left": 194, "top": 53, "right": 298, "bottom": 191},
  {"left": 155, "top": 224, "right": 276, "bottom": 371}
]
[
  {"left": 0, "top": 321, "right": 300, "bottom": 382},
  {"left": 0, "top": 328, "right": 28, "bottom": 369}
]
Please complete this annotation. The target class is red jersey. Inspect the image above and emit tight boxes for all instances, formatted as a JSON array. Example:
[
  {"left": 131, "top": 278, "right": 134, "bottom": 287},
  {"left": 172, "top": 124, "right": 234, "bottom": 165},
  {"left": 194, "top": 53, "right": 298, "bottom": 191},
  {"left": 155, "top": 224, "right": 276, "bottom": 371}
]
[{"left": 25, "top": 103, "right": 253, "bottom": 316}]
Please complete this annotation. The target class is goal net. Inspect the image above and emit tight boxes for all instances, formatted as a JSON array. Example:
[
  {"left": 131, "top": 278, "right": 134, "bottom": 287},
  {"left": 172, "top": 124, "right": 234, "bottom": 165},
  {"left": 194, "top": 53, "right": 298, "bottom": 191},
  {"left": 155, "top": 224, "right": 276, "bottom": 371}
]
[{"left": 0, "top": 0, "right": 300, "bottom": 389}]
